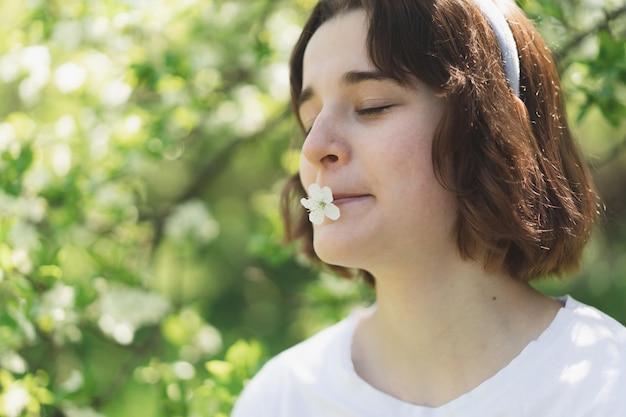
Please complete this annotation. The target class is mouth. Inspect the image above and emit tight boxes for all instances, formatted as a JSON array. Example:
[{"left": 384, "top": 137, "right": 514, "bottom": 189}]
[{"left": 332, "top": 194, "right": 372, "bottom": 207}]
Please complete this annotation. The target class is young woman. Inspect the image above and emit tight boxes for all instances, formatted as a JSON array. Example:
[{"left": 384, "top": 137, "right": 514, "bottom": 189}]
[{"left": 233, "top": 0, "right": 626, "bottom": 415}]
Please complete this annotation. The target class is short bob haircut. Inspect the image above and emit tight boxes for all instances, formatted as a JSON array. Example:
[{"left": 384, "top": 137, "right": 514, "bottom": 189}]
[{"left": 281, "top": 0, "right": 597, "bottom": 284}]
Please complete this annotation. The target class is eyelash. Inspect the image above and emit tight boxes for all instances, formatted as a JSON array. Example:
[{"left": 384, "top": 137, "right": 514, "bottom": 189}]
[
  {"left": 356, "top": 105, "right": 394, "bottom": 116},
  {"left": 304, "top": 105, "right": 394, "bottom": 136}
]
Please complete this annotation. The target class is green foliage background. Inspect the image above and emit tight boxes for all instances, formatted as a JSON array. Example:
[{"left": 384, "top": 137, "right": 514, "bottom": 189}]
[{"left": 0, "top": 0, "right": 624, "bottom": 415}]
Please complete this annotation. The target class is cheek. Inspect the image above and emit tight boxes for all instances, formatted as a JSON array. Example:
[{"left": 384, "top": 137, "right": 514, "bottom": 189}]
[
  {"left": 386, "top": 128, "right": 434, "bottom": 181},
  {"left": 299, "top": 155, "right": 315, "bottom": 189}
]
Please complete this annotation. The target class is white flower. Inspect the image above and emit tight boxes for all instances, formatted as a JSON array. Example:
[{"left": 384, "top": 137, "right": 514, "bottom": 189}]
[
  {"left": 0, "top": 351, "right": 27, "bottom": 374},
  {"left": 300, "top": 183, "right": 340, "bottom": 225},
  {"left": 94, "top": 282, "right": 171, "bottom": 345},
  {"left": 36, "top": 283, "right": 81, "bottom": 345},
  {"left": 54, "top": 63, "right": 87, "bottom": 94},
  {"left": 59, "top": 369, "right": 84, "bottom": 393},
  {"left": 2, "top": 384, "right": 30, "bottom": 417},
  {"left": 164, "top": 199, "right": 219, "bottom": 244}
]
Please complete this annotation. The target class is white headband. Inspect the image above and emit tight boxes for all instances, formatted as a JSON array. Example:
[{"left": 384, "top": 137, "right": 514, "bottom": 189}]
[{"left": 472, "top": 0, "right": 520, "bottom": 96}]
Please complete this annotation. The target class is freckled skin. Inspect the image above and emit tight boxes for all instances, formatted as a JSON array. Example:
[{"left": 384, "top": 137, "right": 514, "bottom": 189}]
[{"left": 298, "top": 10, "right": 454, "bottom": 275}]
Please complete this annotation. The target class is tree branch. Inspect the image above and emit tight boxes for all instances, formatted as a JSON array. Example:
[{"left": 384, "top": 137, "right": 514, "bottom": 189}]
[
  {"left": 90, "top": 327, "right": 162, "bottom": 410},
  {"left": 178, "top": 110, "right": 290, "bottom": 205},
  {"left": 147, "top": 106, "right": 292, "bottom": 253},
  {"left": 554, "top": 4, "right": 626, "bottom": 65}
]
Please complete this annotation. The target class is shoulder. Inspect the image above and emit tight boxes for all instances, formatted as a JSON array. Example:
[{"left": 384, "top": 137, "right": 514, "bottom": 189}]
[
  {"left": 563, "top": 296, "right": 626, "bottom": 349},
  {"left": 551, "top": 297, "right": 626, "bottom": 411},
  {"left": 556, "top": 296, "right": 626, "bottom": 375},
  {"left": 231, "top": 313, "right": 358, "bottom": 417}
]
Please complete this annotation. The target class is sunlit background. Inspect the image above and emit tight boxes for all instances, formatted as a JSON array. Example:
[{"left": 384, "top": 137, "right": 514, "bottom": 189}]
[{"left": 0, "top": 0, "right": 624, "bottom": 416}]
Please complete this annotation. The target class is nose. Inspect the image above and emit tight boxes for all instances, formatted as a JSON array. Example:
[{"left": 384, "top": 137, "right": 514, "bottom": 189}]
[{"left": 301, "top": 112, "right": 349, "bottom": 170}]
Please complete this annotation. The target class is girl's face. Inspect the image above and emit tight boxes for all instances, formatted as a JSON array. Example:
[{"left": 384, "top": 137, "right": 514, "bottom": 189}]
[{"left": 298, "top": 10, "right": 457, "bottom": 276}]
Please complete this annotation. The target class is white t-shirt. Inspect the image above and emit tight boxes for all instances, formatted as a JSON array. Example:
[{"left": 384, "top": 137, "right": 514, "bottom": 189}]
[{"left": 232, "top": 296, "right": 626, "bottom": 417}]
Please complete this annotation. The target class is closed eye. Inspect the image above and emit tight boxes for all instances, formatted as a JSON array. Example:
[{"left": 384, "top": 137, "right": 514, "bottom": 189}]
[
  {"left": 356, "top": 105, "right": 394, "bottom": 116},
  {"left": 303, "top": 105, "right": 395, "bottom": 136}
]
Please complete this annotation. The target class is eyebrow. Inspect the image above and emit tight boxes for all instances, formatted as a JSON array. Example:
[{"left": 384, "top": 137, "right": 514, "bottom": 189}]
[{"left": 297, "top": 70, "right": 392, "bottom": 110}]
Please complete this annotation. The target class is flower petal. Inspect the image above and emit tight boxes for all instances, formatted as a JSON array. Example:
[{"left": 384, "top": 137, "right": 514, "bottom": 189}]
[
  {"left": 300, "top": 197, "right": 313, "bottom": 210},
  {"left": 309, "top": 210, "right": 325, "bottom": 225},
  {"left": 307, "top": 183, "right": 322, "bottom": 198},
  {"left": 320, "top": 186, "right": 334, "bottom": 203},
  {"left": 324, "top": 204, "right": 340, "bottom": 220}
]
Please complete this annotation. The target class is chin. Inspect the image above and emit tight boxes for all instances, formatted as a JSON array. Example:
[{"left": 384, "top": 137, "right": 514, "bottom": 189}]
[
  {"left": 313, "top": 235, "right": 362, "bottom": 270},
  {"left": 312, "top": 220, "right": 379, "bottom": 269}
]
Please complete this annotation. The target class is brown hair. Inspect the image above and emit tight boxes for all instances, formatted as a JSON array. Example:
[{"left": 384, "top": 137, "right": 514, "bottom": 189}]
[{"left": 282, "top": 0, "right": 597, "bottom": 283}]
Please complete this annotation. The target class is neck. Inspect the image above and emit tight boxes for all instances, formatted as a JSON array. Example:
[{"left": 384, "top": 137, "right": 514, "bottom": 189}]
[{"left": 352, "top": 257, "right": 561, "bottom": 407}]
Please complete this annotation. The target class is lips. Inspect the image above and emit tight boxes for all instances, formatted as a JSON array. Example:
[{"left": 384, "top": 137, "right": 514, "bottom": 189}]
[{"left": 332, "top": 193, "right": 372, "bottom": 207}]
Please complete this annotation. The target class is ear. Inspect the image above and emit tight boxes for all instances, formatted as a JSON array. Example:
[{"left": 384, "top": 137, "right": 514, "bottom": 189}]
[{"left": 514, "top": 96, "right": 528, "bottom": 120}]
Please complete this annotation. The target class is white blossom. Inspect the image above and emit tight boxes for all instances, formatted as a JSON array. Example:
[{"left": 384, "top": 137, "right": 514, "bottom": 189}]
[
  {"left": 99, "top": 79, "right": 132, "bottom": 107},
  {"left": 94, "top": 282, "right": 171, "bottom": 345},
  {"left": 164, "top": 199, "right": 219, "bottom": 244},
  {"left": 36, "top": 283, "right": 81, "bottom": 345},
  {"left": 7, "top": 220, "right": 40, "bottom": 252},
  {"left": 54, "top": 63, "right": 87, "bottom": 94},
  {"left": 0, "top": 351, "right": 27, "bottom": 374},
  {"left": 0, "top": 192, "right": 47, "bottom": 222},
  {"left": 300, "top": 183, "right": 340, "bottom": 225},
  {"left": 59, "top": 369, "right": 84, "bottom": 393},
  {"left": 18, "top": 45, "right": 50, "bottom": 104},
  {"left": 2, "top": 384, "right": 30, "bottom": 417},
  {"left": 0, "top": 123, "right": 17, "bottom": 153},
  {"left": 172, "top": 361, "right": 195, "bottom": 380},
  {"left": 11, "top": 248, "right": 33, "bottom": 274}
]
